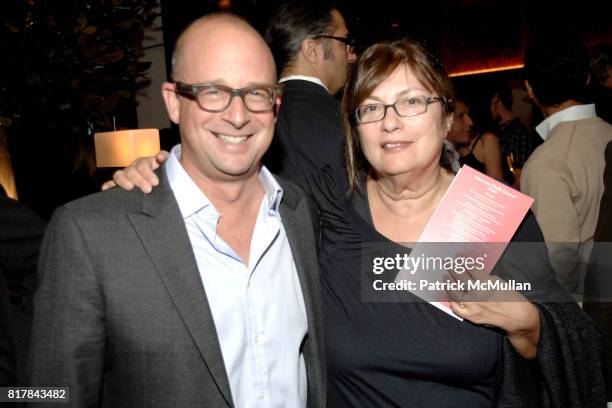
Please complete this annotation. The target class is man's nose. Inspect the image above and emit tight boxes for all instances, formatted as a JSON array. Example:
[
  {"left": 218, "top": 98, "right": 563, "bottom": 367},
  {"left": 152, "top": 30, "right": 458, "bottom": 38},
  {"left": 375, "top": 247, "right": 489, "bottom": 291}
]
[
  {"left": 221, "top": 95, "right": 250, "bottom": 128},
  {"left": 465, "top": 113, "right": 474, "bottom": 127}
]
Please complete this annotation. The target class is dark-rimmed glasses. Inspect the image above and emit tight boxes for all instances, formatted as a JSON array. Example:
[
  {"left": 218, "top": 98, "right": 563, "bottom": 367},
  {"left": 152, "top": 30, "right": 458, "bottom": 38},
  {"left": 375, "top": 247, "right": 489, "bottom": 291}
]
[
  {"left": 174, "top": 82, "right": 282, "bottom": 113},
  {"left": 313, "top": 35, "right": 356, "bottom": 50},
  {"left": 355, "top": 96, "right": 446, "bottom": 124}
]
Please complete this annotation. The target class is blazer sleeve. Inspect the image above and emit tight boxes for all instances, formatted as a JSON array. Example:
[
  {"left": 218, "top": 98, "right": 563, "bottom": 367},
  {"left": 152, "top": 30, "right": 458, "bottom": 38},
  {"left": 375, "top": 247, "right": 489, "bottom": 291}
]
[{"left": 28, "top": 206, "right": 105, "bottom": 408}]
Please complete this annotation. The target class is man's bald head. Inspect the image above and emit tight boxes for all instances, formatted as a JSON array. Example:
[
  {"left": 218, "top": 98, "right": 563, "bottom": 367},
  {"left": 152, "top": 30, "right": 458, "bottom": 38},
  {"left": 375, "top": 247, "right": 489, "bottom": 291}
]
[
  {"left": 161, "top": 12, "right": 280, "bottom": 185},
  {"left": 171, "top": 13, "right": 276, "bottom": 82}
]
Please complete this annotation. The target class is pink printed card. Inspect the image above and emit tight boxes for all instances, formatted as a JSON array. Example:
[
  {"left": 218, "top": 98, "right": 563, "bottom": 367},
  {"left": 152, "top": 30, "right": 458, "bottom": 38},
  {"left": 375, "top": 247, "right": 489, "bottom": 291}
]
[
  {"left": 394, "top": 165, "right": 534, "bottom": 319},
  {"left": 419, "top": 165, "right": 533, "bottom": 243}
]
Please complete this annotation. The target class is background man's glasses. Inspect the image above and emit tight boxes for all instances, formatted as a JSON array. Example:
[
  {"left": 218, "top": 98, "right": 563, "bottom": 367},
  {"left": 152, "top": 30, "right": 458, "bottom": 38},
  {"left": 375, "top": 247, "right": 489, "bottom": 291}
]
[
  {"left": 174, "top": 82, "right": 282, "bottom": 113},
  {"left": 355, "top": 96, "right": 446, "bottom": 124},
  {"left": 313, "top": 35, "right": 356, "bottom": 50}
]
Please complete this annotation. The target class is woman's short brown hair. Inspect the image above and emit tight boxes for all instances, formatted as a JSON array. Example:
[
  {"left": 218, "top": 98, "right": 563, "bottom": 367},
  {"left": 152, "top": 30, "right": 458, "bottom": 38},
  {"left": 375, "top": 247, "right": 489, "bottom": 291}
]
[{"left": 342, "top": 39, "right": 455, "bottom": 190}]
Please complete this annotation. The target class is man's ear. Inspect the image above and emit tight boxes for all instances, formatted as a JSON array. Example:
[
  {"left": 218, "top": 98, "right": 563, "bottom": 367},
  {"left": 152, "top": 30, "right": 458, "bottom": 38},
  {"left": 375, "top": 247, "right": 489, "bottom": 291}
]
[
  {"left": 490, "top": 96, "right": 499, "bottom": 114},
  {"left": 162, "top": 82, "right": 180, "bottom": 124},
  {"left": 273, "top": 93, "right": 282, "bottom": 118},
  {"left": 301, "top": 38, "right": 323, "bottom": 64},
  {"left": 445, "top": 113, "right": 454, "bottom": 136}
]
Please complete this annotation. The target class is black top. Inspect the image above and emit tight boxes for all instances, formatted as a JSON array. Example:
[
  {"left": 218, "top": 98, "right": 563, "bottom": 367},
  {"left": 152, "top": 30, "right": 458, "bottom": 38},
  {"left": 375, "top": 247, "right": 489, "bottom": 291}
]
[
  {"left": 305, "top": 167, "right": 501, "bottom": 408},
  {"left": 263, "top": 79, "right": 345, "bottom": 188},
  {"left": 458, "top": 133, "right": 487, "bottom": 175},
  {"left": 498, "top": 118, "right": 534, "bottom": 169},
  {"left": 497, "top": 118, "right": 538, "bottom": 185}
]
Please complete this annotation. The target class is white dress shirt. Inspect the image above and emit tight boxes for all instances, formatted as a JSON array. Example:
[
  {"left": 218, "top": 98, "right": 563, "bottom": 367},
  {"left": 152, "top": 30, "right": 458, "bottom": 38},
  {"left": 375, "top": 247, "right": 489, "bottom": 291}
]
[
  {"left": 279, "top": 75, "right": 329, "bottom": 93},
  {"left": 536, "top": 104, "right": 597, "bottom": 141},
  {"left": 165, "top": 145, "right": 308, "bottom": 408}
]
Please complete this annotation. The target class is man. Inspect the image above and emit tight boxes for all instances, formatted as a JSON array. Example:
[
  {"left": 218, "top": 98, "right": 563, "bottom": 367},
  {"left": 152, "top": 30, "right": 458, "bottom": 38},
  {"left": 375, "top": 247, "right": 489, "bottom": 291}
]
[
  {"left": 0, "top": 270, "right": 13, "bottom": 387},
  {"left": 29, "top": 14, "right": 325, "bottom": 407},
  {"left": 263, "top": 0, "right": 357, "bottom": 186},
  {"left": 0, "top": 187, "right": 45, "bottom": 387},
  {"left": 490, "top": 81, "right": 536, "bottom": 188},
  {"left": 521, "top": 39, "right": 612, "bottom": 294},
  {"left": 584, "top": 140, "right": 612, "bottom": 402},
  {"left": 587, "top": 42, "right": 612, "bottom": 124}
]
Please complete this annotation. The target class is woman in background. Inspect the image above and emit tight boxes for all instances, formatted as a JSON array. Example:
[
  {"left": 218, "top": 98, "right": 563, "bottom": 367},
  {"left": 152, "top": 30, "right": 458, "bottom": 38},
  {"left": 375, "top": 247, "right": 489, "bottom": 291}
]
[{"left": 447, "top": 98, "right": 505, "bottom": 181}]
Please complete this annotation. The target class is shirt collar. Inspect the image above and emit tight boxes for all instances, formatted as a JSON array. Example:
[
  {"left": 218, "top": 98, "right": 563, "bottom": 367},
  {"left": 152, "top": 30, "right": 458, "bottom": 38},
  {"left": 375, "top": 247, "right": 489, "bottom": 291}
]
[
  {"left": 536, "top": 104, "right": 597, "bottom": 141},
  {"left": 165, "top": 144, "right": 283, "bottom": 219},
  {"left": 279, "top": 75, "right": 329, "bottom": 93},
  {"left": 258, "top": 165, "right": 284, "bottom": 215}
]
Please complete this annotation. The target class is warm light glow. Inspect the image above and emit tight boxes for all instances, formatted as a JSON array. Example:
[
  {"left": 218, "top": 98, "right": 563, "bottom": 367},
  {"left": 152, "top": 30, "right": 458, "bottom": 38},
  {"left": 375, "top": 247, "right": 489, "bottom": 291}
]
[
  {"left": 94, "top": 129, "right": 160, "bottom": 168},
  {"left": 449, "top": 64, "right": 525, "bottom": 77},
  {"left": 0, "top": 127, "right": 18, "bottom": 199},
  {"left": 218, "top": 0, "right": 231, "bottom": 10}
]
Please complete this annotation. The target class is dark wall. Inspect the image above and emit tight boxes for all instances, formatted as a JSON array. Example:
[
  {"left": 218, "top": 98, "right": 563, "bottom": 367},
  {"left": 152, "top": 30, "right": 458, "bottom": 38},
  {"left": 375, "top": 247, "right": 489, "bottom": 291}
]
[
  {"left": 158, "top": 0, "right": 445, "bottom": 73},
  {"left": 5, "top": 0, "right": 610, "bottom": 218}
]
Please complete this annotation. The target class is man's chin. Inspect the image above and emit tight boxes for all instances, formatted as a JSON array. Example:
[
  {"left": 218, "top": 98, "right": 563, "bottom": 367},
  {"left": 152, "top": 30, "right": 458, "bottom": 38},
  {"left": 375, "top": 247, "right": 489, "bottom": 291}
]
[{"left": 215, "top": 162, "right": 262, "bottom": 180}]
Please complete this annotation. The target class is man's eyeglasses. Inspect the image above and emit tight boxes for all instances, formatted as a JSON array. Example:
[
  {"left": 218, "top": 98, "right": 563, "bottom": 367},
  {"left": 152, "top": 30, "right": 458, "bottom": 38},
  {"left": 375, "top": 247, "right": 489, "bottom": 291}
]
[
  {"left": 355, "top": 96, "right": 447, "bottom": 124},
  {"left": 173, "top": 82, "right": 282, "bottom": 113},
  {"left": 313, "top": 35, "right": 356, "bottom": 50}
]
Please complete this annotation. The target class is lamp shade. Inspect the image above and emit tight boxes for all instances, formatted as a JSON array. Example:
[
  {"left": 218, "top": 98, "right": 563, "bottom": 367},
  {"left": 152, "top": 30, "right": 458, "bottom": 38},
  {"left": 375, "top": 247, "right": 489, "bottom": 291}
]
[{"left": 94, "top": 128, "right": 161, "bottom": 168}]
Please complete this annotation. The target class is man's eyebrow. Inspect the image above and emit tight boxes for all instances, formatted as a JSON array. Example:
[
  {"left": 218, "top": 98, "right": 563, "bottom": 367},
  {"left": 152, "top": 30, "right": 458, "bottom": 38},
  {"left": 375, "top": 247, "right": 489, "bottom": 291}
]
[
  {"left": 246, "top": 82, "right": 280, "bottom": 88},
  {"left": 188, "top": 80, "right": 279, "bottom": 88}
]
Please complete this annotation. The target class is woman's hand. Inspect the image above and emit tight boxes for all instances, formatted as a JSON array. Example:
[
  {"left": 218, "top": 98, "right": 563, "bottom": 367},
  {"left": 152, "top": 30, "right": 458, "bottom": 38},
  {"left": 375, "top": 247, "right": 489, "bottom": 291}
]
[
  {"left": 446, "top": 267, "right": 541, "bottom": 360},
  {"left": 101, "top": 150, "right": 170, "bottom": 193}
]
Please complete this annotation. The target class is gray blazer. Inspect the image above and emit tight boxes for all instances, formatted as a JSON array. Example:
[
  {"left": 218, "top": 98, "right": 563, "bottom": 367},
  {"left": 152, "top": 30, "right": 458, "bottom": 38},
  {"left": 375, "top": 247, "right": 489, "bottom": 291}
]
[{"left": 28, "top": 166, "right": 326, "bottom": 408}]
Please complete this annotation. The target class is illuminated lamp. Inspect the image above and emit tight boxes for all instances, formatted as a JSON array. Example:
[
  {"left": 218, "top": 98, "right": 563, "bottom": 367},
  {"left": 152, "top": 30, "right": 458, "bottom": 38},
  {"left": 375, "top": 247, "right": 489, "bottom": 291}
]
[{"left": 94, "top": 128, "right": 160, "bottom": 168}]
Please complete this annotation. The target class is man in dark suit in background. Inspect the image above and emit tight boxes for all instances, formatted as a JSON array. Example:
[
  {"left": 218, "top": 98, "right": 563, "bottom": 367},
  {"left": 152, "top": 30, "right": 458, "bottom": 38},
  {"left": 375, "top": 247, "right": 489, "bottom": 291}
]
[
  {"left": 0, "top": 186, "right": 45, "bottom": 387},
  {"left": 584, "top": 140, "right": 612, "bottom": 402},
  {"left": 264, "top": 0, "right": 356, "bottom": 186},
  {"left": 29, "top": 13, "right": 325, "bottom": 407},
  {"left": 0, "top": 185, "right": 15, "bottom": 387},
  {"left": 0, "top": 270, "right": 14, "bottom": 387}
]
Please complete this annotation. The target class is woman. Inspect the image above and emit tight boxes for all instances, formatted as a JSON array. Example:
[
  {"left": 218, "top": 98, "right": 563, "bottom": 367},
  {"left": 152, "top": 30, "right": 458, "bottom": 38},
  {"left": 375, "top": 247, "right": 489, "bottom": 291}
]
[
  {"left": 446, "top": 98, "right": 505, "bottom": 181},
  {"left": 110, "top": 40, "right": 604, "bottom": 407},
  {"left": 310, "top": 40, "right": 601, "bottom": 407}
]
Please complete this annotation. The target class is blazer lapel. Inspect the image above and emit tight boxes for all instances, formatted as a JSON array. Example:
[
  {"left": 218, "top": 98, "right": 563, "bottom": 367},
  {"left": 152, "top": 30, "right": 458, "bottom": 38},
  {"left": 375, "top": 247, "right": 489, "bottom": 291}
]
[
  {"left": 278, "top": 181, "right": 327, "bottom": 407},
  {"left": 279, "top": 191, "right": 317, "bottom": 331},
  {"left": 127, "top": 167, "right": 233, "bottom": 407}
]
